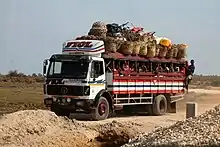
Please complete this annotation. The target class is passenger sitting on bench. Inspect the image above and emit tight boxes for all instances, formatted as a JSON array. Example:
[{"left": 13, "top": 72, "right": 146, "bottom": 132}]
[
  {"left": 156, "top": 64, "right": 163, "bottom": 72},
  {"left": 141, "top": 63, "right": 147, "bottom": 72},
  {"left": 123, "top": 61, "right": 130, "bottom": 71},
  {"left": 114, "top": 64, "right": 122, "bottom": 76},
  {"left": 170, "top": 64, "right": 174, "bottom": 72},
  {"left": 130, "top": 63, "right": 135, "bottom": 72}
]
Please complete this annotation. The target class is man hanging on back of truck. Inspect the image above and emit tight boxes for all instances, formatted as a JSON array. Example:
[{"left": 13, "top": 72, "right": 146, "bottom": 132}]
[
  {"left": 186, "top": 59, "right": 195, "bottom": 91},
  {"left": 188, "top": 59, "right": 195, "bottom": 74}
]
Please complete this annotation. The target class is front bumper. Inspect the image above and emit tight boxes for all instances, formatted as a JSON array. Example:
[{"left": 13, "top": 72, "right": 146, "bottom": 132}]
[{"left": 44, "top": 97, "right": 95, "bottom": 111}]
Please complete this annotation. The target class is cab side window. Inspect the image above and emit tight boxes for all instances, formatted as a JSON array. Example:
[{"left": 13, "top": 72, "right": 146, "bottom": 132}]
[{"left": 91, "top": 61, "right": 104, "bottom": 78}]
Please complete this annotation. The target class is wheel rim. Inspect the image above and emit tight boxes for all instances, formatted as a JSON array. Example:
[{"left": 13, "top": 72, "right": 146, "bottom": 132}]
[
  {"left": 160, "top": 100, "right": 166, "bottom": 113},
  {"left": 98, "top": 102, "right": 106, "bottom": 116}
]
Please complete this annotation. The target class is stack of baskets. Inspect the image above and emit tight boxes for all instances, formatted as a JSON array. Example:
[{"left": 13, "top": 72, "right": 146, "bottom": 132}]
[
  {"left": 88, "top": 21, "right": 107, "bottom": 38},
  {"left": 117, "top": 32, "right": 158, "bottom": 57},
  {"left": 74, "top": 21, "right": 189, "bottom": 61}
]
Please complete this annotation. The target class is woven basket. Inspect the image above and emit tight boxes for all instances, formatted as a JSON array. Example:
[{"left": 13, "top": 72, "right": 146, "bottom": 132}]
[
  {"left": 116, "top": 40, "right": 124, "bottom": 51},
  {"left": 178, "top": 44, "right": 188, "bottom": 50},
  {"left": 173, "top": 48, "right": 178, "bottom": 58},
  {"left": 146, "top": 44, "right": 156, "bottom": 58},
  {"left": 88, "top": 28, "right": 107, "bottom": 38},
  {"left": 139, "top": 42, "right": 148, "bottom": 56},
  {"left": 177, "top": 48, "right": 187, "bottom": 59},
  {"left": 132, "top": 41, "right": 141, "bottom": 55},
  {"left": 166, "top": 48, "right": 174, "bottom": 58},
  {"left": 158, "top": 45, "right": 168, "bottom": 58},
  {"left": 119, "top": 41, "right": 133, "bottom": 55},
  {"left": 171, "top": 44, "right": 179, "bottom": 58},
  {"left": 155, "top": 48, "right": 160, "bottom": 57},
  {"left": 176, "top": 44, "right": 188, "bottom": 59},
  {"left": 92, "top": 21, "right": 107, "bottom": 30},
  {"left": 104, "top": 38, "right": 117, "bottom": 53}
]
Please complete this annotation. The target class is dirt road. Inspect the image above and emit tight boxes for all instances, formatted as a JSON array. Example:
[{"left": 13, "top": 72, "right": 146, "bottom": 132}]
[{"left": 189, "top": 88, "right": 220, "bottom": 94}]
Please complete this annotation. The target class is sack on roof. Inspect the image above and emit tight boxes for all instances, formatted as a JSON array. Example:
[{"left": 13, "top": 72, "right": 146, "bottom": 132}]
[
  {"left": 157, "top": 44, "right": 168, "bottom": 58},
  {"left": 132, "top": 41, "right": 141, "bottom": 56},
  {"left": 146, "top": 43, "right": 156, "bottom": 58},
  {"left": 119, "top": 41, "right": 133, "bottom": 55},
  {"left": 139, "top": 42, "right": 148, "bottom": 56}
]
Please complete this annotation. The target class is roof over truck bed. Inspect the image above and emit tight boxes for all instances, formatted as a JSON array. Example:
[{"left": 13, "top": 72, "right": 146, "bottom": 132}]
[{"left": 102, "top": 52, "right": 186, "bottom": 63}]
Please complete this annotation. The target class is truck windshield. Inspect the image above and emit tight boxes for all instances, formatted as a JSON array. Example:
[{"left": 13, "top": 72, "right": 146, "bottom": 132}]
[{"left": 47, "top": 60, "right": 89, "bottom": 79}]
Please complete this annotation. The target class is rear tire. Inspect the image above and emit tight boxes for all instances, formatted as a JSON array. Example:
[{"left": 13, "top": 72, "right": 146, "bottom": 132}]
[
  {"left": 152, "top": 95, "right": 167, "bottom": 116},
  {"left": 91, "top": 97, "right": 110, "bottom": 121}
]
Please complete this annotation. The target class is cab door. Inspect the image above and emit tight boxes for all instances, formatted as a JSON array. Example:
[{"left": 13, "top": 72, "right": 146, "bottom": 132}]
[{"left": 89, "top": 60, "right": 106, "bottom": 99}]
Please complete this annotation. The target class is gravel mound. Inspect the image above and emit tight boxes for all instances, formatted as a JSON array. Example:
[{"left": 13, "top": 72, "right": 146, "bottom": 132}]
[
  {"left": 0, "top": 110, "right": 142, "bottom": 147},
  {"left": 123, "top": 105, "right": 220, "bottom": 147},
  {"left": 0, "top": 110, "right": 89, "bottom": 147}
]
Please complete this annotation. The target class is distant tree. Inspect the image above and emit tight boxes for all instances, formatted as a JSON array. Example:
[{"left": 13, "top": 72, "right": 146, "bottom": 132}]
[
  {"left": 32, "top": 73, "right": 37, "bottom": 77},
  {"left": 7, "top": 70, "right": 26, "bottom": 77},
  {"left": 7, "top": 70, "right": 18, "bottom": 77}
]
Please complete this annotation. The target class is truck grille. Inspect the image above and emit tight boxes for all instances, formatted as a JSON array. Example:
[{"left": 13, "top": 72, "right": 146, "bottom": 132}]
[{"left": 46, "top": 85, "right": 90, "bottom": 96}]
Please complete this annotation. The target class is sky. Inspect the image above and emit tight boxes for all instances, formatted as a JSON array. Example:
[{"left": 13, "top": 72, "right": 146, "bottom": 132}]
[{"left": 0, "top": 0, "right": 220, "bottom": 75}]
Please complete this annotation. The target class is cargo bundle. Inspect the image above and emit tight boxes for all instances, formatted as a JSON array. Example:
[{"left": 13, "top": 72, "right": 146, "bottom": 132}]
[{"left": 75, "top": 21, "right": 188, "bottom": 61}]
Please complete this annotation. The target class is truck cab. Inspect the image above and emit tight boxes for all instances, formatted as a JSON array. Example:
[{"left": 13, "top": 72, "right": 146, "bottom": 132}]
[{"left": 43, "top": 40, "right": 111, "bottom": 120}]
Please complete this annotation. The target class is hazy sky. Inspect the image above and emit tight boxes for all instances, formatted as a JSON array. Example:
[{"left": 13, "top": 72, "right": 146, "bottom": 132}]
[{"left": 1, "top": 0, "right": 219, "bottom": 75}]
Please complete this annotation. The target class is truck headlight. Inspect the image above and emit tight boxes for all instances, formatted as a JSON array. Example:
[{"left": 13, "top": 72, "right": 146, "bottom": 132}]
[
  {"left": 62, "top": 98, "right": 66, "bottom": 103},
  {"left": 66, "top": 98, "right": 71, "bottom": 103}
]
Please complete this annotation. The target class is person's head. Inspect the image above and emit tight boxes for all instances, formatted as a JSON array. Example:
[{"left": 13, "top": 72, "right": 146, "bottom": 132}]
[
  {"left": 190, "top": 59, "right": 194, "bottom": 65},
  {"left": 124, "top": 61, "right": 128, "bottom": 65}
]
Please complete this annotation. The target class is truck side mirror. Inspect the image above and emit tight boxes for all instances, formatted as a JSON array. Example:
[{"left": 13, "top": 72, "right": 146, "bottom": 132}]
[
  {"left": 43, "top": 66, "right": 47, "bottom": 75},
  {"left": 43, "top": 59, "right": 48, "bottom": 76}
]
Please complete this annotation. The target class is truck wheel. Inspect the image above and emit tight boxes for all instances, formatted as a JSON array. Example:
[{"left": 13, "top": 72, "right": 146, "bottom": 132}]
[
  {"left": 91, "top": 97, "right": 110, "bottom": 121},
  {"left": 152, "top": 95, "right": 167, "bottom": 116}
]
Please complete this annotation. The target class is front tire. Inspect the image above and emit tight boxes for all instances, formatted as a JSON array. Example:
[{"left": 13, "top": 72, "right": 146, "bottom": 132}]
[{"left": 91, "top": 97, "right": 110, "bottom": 121}]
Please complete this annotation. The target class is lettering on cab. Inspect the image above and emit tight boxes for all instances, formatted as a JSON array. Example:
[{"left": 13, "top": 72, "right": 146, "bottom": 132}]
[{"left": 64, "top": 41, "right": 93, "bottom": 48}]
